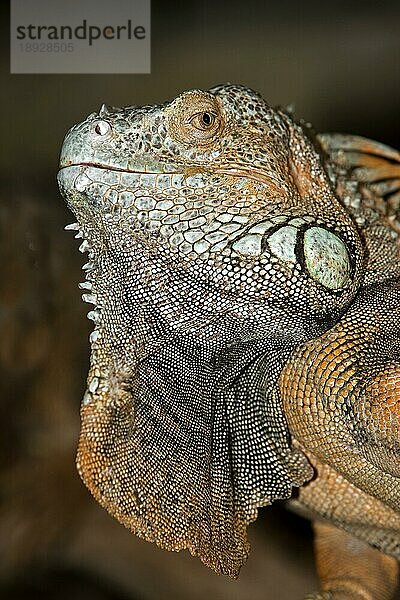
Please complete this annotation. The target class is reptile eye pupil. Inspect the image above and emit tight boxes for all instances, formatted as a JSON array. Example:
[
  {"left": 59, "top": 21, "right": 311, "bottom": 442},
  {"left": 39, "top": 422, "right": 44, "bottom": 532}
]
[{"left": 202, "top": 112, "right": 213, "bottom": 126}]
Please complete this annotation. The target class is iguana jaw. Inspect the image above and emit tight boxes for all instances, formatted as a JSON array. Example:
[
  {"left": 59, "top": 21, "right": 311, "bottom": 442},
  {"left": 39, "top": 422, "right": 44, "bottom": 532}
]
[
  {"left": 59, "top": 161, "right": 287, "bottom": 190},
  {"left": 58, "top": 160, "right": 176, "bottom": 175}
]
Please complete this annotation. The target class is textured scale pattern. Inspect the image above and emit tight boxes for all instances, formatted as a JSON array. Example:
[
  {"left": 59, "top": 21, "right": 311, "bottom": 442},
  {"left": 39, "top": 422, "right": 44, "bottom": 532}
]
[{"left": 58, "top": 85, "right": 400, "bottom": 597}]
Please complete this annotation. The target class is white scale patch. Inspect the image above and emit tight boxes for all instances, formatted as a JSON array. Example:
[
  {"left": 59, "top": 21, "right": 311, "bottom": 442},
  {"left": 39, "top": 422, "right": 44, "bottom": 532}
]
[
  {"left": 303, "top": 227, "right": 350, "bottom": 290},
  {"left": 231, "top": 221, "right": 350, "bottom": 291},
  {"left": 232, "top": 234, "right": 262, "bottom": 257},
  {"left": 267, "top": 226, "right": 297, "bottom": 263},
  {"left": 232, "top": 222, "right": 298, "bottom": 261}
]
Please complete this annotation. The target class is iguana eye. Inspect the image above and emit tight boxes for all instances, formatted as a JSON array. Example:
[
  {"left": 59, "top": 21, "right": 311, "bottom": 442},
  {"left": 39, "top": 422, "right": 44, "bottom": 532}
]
[
  {"left": 189, "top": 111, "right": 217, "bottom": 131},
  {"left": 92, "top": 120, "right": 111, "bottom": 137},
  {"left": 165, "top": 91, "right": 223, "bottom": 145}
]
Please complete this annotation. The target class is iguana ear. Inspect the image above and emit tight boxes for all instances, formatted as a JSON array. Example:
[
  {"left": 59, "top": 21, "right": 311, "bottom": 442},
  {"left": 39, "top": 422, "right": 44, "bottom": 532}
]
[
  {"left": 317, "top": 133, "right": 400, "bottom": 212},
  {"left": 77, "top": 338, "right": 312, "bottom": 578}
]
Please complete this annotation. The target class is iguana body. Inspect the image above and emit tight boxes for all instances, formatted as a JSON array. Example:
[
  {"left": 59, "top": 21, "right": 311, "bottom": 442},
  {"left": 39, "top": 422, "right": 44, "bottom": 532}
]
[{"left": 57, "top": 85, "right": 400, "bottom": 599}]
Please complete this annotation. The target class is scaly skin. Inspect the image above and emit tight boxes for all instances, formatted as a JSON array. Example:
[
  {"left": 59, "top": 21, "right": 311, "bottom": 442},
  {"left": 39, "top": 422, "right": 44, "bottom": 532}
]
[{"left": 57, "top": 85, "right": 400, "bottom": 597}]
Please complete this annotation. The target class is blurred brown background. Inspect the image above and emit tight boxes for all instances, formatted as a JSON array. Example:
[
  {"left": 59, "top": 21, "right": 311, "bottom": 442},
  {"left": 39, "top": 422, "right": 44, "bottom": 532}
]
[{"left": 1, "top": 1, "right": 399, "bottom": 599}]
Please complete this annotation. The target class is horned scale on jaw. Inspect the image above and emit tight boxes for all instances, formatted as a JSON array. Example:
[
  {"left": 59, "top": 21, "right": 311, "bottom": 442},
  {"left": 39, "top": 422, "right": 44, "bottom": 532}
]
[{"left": 58, "top": 84, "right": 400, "bottom": 597}]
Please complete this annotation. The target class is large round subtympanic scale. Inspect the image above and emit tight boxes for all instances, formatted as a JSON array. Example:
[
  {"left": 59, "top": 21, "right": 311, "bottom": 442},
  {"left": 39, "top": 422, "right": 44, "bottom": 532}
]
[{"left": 303, "top": 227, "right": 350, "bottom": 290}]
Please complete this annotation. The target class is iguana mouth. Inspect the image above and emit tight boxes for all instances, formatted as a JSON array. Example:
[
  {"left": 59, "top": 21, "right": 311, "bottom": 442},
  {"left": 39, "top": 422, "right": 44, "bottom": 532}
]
[
  {"left": 59, "top": 162, "right": 284, "bottom": 189},
  {"left": 58, "top": 161, "right": 177, "bottom": 174}
]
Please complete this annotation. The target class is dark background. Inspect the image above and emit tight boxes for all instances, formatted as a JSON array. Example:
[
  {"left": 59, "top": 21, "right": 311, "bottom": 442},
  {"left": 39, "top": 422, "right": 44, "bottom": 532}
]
[{"left": 1, "top": 1, "right": 399, "bottom": 599}]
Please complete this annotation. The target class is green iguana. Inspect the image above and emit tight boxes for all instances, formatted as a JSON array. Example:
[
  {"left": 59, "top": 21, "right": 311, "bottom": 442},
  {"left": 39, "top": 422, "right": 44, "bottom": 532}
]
[{"left": 57, "top": 85, "right": 400, "bottom": 599}]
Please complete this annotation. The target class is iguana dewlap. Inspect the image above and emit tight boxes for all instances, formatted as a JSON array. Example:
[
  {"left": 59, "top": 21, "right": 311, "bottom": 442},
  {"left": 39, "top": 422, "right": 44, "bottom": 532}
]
[{"left": 57, "top": 85, "right": 400, "bottom": 599}]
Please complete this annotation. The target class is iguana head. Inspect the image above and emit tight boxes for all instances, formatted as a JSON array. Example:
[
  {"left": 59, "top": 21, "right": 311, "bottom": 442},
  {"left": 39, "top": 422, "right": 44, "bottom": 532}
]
[
  {"left": 58, "top": 84, "right": 363, "bottom": 331},
  {"left": 57, "top": 84, "right": 364, "bottom": 577}
]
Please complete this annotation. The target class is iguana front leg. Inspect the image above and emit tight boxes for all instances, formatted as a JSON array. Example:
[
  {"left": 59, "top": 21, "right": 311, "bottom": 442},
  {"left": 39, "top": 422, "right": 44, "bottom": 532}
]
[
  {"left": 280, "top": 280, "right": 400, "bottom": 598},
  {"left": 306, "top": 521, "right": 398, "bottom": 600}
]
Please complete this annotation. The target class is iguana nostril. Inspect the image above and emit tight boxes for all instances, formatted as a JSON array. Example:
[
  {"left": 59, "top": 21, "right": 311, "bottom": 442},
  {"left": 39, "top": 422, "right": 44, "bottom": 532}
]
[{"left": 93, "top": 120, "right": 111, "bottom": 136}]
